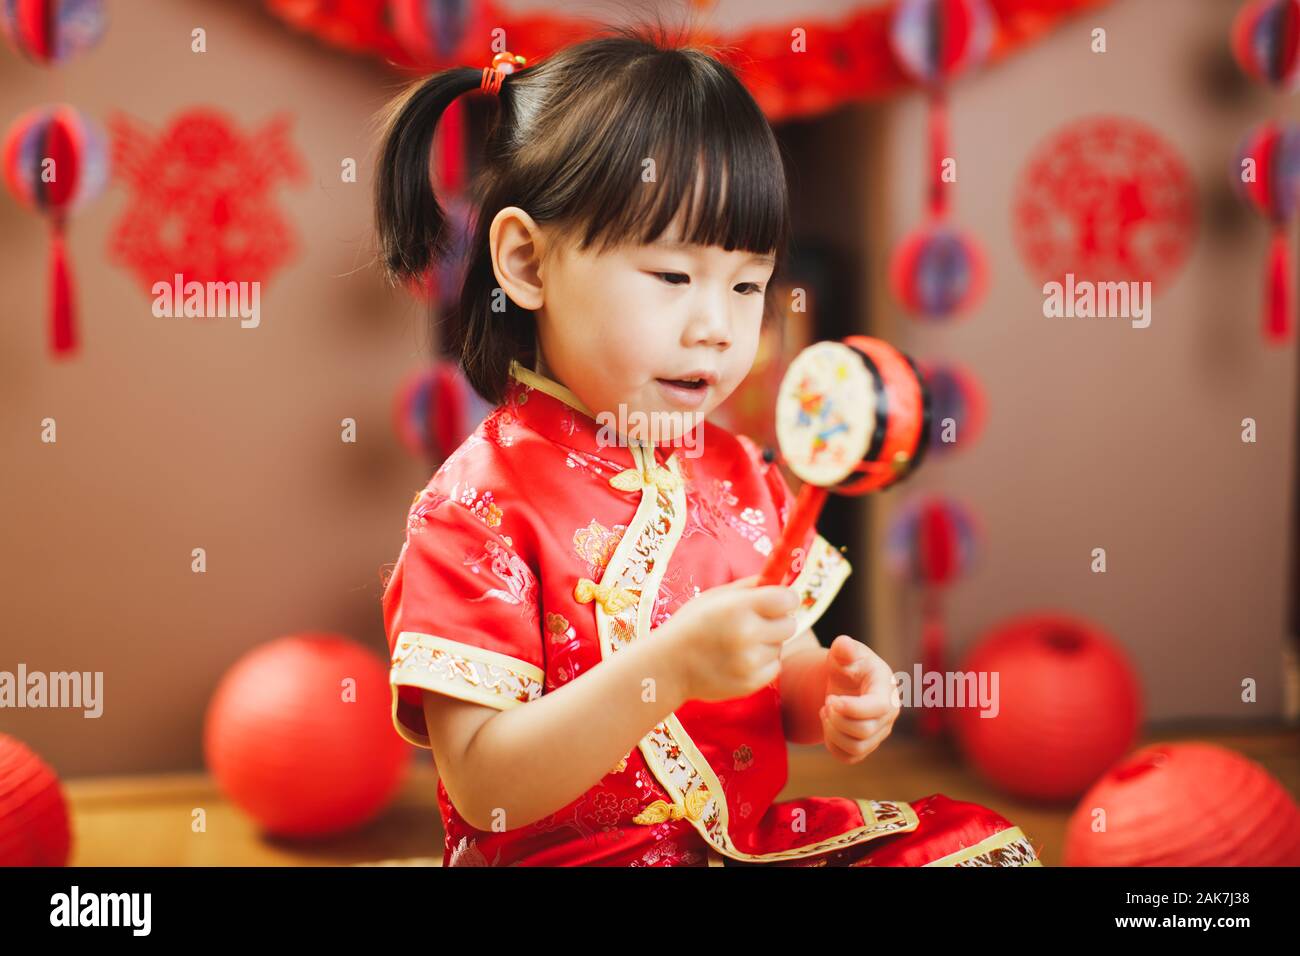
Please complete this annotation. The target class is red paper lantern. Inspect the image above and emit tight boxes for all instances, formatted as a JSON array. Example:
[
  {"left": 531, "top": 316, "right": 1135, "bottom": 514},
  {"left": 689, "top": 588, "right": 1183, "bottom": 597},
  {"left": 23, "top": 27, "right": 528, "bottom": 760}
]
[
  {"left": 1064, "top": 742, "right": 1300, "bottom": 866},
  {"left": 918, "top": 360, "right": 986, "bottom": 455},
  {"left": 0, "top": 733, "right": 72, "bottom": 866},
  {"left": 2, "top": 104, "right": 108, "bottom": 357},
  {"left": 952, "top": 612, "right": 1143, "bottom": 801},
  {"left": 0, "top": 0, "right": 107, "bottom": 65},
  {"left": 204, "top": 633, "right": 411, "bottom": 838}
]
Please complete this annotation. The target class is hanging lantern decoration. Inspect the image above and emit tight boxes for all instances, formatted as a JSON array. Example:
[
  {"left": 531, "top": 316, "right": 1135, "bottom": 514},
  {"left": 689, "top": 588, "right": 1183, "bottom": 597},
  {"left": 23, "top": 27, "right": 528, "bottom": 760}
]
[
  {"left": 887, "top": 0, "right": 994, "bottom": 320},
  {"left": 0, "top": 0, "right": 107, "bottom": 65},
  {"left": 886, "top": 495, "right": 979, "bottom": 737},
  {"left": 1233, "top": 121, "right": 1300, "bottom": 344},
  {"left": 1231, "top": 0, "right": 1300, "bottom": 90},
  {"left": 889, "top": 223, "right": 987, "bottom": 320},
  {"left": 392, "top": 360, "right": 493, "bottom": 462},
  {"left": 919, "top": 360, "right": 986, "bottom": 455},
  {"left": 2, "top": 104, "right": 109, "bottom": 357},
  {"left": 388, "top": 0, "right": 493, "bottom": 70}
]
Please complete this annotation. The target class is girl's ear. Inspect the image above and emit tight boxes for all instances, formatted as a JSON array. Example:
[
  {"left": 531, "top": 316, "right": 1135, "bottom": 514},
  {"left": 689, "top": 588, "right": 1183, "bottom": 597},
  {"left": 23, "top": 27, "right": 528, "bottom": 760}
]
[{"left": 489, "top": 206, "right": 547, "bottom": 311}]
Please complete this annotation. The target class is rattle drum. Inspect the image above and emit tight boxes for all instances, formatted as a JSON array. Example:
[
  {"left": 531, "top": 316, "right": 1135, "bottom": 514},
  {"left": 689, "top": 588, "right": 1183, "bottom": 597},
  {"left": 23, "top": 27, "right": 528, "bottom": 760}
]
[{"left": 758, "top": 335, "right": 932, "bottom": 589}]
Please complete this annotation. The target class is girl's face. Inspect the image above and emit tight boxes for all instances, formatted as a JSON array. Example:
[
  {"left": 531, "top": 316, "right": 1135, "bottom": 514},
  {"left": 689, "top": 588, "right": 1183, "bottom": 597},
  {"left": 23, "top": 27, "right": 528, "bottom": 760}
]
[{"left": 533, "top": 216, "right": 776, "bottom": 447}]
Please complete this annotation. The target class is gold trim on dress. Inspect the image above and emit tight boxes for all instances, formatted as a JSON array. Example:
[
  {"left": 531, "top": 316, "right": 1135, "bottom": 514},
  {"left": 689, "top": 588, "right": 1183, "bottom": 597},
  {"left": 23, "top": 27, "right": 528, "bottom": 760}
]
[
  {"left": 389, "top": 631, "right": 545, "bottom": 747},
  {"left": 789, "top": 533, "right": 852, "bottom": 636},
  {"left": 924, "top": 826, "right": 1043, "bottom": 867},
  {"left": 508, "top": 359, "right": 597, "bottom": 419}
]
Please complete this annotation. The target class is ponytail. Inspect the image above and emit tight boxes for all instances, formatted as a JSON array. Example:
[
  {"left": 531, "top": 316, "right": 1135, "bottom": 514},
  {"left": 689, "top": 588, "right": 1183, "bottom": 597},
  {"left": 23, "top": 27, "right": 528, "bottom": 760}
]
[{"left": 373, "top": 66, "right": 482, "bottom": 284}]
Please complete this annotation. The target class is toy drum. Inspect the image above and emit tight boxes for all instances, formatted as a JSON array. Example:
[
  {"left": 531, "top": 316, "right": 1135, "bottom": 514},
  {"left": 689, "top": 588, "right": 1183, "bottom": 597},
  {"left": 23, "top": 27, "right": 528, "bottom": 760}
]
[{"left": 759, "top": 336, "right": 931, "bottom": 588}]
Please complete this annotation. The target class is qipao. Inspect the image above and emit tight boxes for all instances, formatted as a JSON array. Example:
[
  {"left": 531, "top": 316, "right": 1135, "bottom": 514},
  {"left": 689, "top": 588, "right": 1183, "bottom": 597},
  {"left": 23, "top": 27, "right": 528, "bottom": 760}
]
[{"left": 382, "top": 360, "right": 1040, "bottom": 867}]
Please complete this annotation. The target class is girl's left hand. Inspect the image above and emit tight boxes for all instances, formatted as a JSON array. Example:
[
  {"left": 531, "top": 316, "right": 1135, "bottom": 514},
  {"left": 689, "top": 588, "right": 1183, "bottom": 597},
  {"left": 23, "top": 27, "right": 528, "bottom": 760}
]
[{"left": 819, "top": 635, "right": 901, "bottom": 765}]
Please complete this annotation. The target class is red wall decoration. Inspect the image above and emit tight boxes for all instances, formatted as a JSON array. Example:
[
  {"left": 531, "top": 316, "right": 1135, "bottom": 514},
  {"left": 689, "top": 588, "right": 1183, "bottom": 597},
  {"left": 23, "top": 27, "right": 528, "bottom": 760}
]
[
  {"left": 1012, "top": 115, "right": 1197, "bottom": 292},
  {"left": 107, "top": 107, "right": 307, "bottom": 291}
]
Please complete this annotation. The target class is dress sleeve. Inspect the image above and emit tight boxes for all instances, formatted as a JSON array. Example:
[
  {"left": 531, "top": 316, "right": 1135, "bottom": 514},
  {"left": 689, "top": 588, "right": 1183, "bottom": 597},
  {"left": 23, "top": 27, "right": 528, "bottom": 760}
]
[
  {"left": 737, "top": 434, "right": 853, "bottom": 636},
  {"left": 382, "top": 495, "right": 545, "bottom": 749}
]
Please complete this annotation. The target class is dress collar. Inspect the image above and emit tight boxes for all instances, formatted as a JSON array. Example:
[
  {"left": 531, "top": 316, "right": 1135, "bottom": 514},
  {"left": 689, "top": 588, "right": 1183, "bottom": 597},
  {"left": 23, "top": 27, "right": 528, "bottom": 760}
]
[{"left": 504, "top": 359, "right": 692, "bottom": 474}]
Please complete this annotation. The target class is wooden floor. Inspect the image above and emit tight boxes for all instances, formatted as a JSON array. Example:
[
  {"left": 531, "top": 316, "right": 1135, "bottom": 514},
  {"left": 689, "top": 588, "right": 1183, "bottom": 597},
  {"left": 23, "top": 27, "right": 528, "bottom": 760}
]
[{"left": 62, "top": 722, "right": 1299, "bottom": 867}]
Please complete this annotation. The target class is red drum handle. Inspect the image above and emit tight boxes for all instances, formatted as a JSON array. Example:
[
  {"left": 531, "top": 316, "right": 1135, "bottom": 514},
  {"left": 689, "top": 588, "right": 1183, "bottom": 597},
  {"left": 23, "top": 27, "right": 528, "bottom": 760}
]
[{"left": 758, "top": 483, "right": 829, "bottom": 587}]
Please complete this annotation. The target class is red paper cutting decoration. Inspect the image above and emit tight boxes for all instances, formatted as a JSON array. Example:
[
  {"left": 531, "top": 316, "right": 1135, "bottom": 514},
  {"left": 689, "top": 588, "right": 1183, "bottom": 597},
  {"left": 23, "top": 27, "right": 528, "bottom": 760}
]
[
  {"left": 107, "top": 108, "right": 307, "bottom": 291},
  {"left": 2, "top": 104, "right": 109, "bottom": 357},
  {"left": 1013, "top": 115, "right": 1197, "bottom": 294}
]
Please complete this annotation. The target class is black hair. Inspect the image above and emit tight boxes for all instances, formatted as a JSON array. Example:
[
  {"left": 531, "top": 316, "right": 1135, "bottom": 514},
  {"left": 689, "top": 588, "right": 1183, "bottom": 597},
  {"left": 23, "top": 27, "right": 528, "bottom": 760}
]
[{"left": 373, "top": 24, "right": 791, "bottom": 405}]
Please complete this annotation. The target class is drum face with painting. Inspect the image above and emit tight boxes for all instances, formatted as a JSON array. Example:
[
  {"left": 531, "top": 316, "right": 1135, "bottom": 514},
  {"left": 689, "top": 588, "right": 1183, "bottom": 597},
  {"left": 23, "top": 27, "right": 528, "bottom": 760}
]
[{"left": 774, "top": 336, "right": 931, "bottom": 495}]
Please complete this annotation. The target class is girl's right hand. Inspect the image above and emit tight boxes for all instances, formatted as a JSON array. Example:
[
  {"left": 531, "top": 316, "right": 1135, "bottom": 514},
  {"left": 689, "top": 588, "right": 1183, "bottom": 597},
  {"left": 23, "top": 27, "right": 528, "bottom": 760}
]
[{"left": 661, "top": 574, "right": 801, "bottom": 703}]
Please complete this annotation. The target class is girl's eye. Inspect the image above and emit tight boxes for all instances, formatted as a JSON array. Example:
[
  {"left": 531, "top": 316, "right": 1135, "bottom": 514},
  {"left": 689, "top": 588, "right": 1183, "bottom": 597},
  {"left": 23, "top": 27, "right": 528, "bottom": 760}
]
[
  {"left": 735, "top": 283, "right": 765, "bottom": 295},
  {"left": 653, "top": 272, "right": 690, "bottom": 286}
]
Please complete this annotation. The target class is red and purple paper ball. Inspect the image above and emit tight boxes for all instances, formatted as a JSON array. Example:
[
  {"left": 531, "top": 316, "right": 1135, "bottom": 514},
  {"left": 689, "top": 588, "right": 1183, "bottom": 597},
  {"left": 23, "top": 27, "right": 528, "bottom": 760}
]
[
  {"left": 393, "top": 359, "right": 493, "bottom": 462},
  {"left": 890, "top": 223, "right": 987, "bottom": 320},
  {"left": 889, "top": 0, "right": 995, "bottom": 85},
  {"left": 1233, "top": 120, "right": 1300, "bottom": 223},
  {"left": 389, "top": 0, "right": 490, "bottom": 69},
  {"left": 1232, "top": 0, "right": 1300, "bottom": 90},
  {"left": 918, "top": 361, "right": 985, "bottom": 455},
  {"left": 0, "top": 0, "right": 107, "bottom": 64},
  {"left": 886, "top": 495, "right": 979, "bottom": 588},
  {"left": 2, "top": 104, "right": 108, "bottom": 355}
]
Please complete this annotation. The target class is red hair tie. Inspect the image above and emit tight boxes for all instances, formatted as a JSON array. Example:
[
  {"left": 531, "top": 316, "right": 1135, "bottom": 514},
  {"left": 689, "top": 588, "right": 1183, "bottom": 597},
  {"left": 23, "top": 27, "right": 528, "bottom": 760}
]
[{"left": 480, "top": 51, "right": 526, "bottom": 95}]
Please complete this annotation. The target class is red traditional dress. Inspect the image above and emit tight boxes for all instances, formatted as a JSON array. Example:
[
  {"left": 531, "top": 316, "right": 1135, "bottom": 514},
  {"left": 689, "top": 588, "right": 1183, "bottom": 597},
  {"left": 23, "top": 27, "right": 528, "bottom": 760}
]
[{"left": 382, "top": 360, "right": 1041, "bottom": 867}]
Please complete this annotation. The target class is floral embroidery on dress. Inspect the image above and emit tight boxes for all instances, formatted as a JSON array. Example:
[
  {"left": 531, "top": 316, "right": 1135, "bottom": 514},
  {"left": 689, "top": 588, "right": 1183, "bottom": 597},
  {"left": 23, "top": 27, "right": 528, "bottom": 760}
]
[
  {"left": 545, "top": 611, "right": 575, "bottom": 645},
  {"left": 573, "top": 520, "right": 627, "bottom": 577},
  {"left": 733, "top": 744, "right": 754, "bottom": 771},
  {"left": 450, "top": 483, "right": 504, "bottom": 528},
  {"left": 465, "top": 539, "right": 539, "bottom": 627}
]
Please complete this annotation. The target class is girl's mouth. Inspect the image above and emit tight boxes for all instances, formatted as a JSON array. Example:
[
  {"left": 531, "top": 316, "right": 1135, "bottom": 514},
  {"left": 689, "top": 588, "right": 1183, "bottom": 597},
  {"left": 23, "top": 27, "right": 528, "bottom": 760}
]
[{"left": 656, "top": 378, "right": 711, "bottom": 408}]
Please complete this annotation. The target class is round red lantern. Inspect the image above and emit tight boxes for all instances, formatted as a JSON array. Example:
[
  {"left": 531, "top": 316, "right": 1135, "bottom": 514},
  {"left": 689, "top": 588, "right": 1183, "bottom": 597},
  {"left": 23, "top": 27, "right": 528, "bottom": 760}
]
[
  {"left": 1064, "top": 742, "right": 1300, "bottom": 866},
  {"left": 204, "top": 633, "right": 411, "bottom": 838},
  {"left": 0, "top": 733, "right": 72, "bottom": 866},
  {"left": 951, "top": 612, "right": 1143, "bottom": 801},
  {"left": 2, "top": 104, "right": 108, "bottom": 357}
]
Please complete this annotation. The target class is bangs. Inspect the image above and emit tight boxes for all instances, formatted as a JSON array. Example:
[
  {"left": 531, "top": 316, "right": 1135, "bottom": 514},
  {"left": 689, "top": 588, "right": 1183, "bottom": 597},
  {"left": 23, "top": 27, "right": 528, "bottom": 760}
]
[{"left": 549, "top": 49, "right": 789, "bottom": 259}]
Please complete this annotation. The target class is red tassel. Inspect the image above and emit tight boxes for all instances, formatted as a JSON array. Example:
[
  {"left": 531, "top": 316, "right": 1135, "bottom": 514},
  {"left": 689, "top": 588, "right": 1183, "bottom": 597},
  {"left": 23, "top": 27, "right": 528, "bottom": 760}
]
[
  {"left": 49, "top": 221, "right": 77, "bottom": 357},
  {"left": 928, "top": 87, "right": 949, "bottom": 219},
  {"left": 919, "top": 590, "right": 945, "bottom": 737},
  {"left": 1267, "top": 227, "right": 1292, "bottom": 345}
]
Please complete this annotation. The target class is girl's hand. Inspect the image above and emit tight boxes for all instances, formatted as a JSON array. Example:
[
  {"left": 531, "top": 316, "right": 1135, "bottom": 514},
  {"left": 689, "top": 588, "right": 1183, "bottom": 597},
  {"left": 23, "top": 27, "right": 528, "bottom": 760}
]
[
  {"left": 819, "top": 635, "right": 901, "bottom": 765},
  {"left": 662, "top": 574, "right": 800, "bottom": 704}
]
